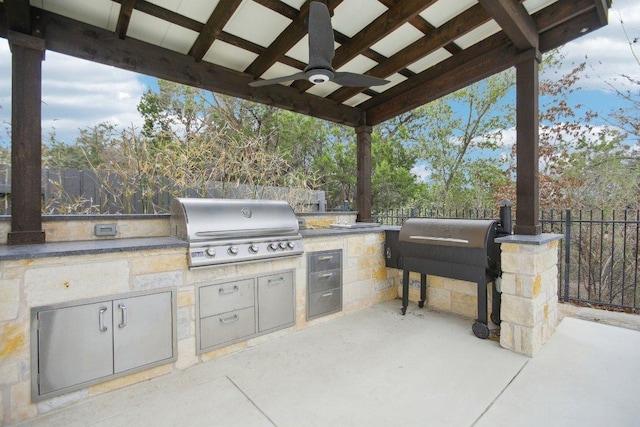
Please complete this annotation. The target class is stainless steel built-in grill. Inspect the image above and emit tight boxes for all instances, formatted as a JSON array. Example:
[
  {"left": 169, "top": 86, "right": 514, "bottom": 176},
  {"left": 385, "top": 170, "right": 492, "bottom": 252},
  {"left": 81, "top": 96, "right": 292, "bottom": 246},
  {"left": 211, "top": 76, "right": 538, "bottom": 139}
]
[
  {"left": 384, "top": 206, "right": 511, "bottom": 339},
  {"left": 170, "top": 198, "right": 304, "bottom": 268}
]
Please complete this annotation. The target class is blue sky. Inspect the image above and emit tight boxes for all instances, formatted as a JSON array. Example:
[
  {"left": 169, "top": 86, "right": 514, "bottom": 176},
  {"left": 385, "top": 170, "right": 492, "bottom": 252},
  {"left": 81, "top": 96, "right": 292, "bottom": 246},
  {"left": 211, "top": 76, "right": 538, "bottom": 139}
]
[{"left": 0, "top": 0, "right": 638, "bottom": 148}]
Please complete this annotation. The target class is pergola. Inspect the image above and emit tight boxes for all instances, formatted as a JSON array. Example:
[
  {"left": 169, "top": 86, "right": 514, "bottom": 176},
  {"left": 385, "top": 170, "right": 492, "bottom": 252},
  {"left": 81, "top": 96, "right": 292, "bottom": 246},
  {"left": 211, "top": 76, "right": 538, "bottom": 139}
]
[{"left": 0, "top": 0, "right": 611, "bottom": 244}]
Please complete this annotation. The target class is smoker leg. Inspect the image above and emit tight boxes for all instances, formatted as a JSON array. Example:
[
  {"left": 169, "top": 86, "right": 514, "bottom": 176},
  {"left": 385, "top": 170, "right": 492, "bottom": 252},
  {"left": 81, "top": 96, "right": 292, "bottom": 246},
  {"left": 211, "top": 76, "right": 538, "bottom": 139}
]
[
  {"left": 473, "top": 279, "right": 489, "bottom": 339},
  {"left": 401, "top": 270, "right": 409, "bottom": 315},
  {"left": 418, "top": 273, "right": 426, "bottom": 308},
  {"left": 491, "top": 277, "right": 501, "bottom": 326}
]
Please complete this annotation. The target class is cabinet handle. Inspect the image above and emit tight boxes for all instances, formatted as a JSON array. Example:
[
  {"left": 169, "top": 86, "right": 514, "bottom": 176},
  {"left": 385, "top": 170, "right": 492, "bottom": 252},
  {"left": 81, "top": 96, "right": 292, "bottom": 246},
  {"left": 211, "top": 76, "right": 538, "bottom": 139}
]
[
  {"left": 98, "top": 306, "right": 108, "bottom": 331},
  {"left": 268, "top": 277, "right": 285, "bottom": 285},
  {"left": 321, "top": 292, "right": 334, "bottom": 298},
  {"left": 218, "top": 285, "right": 239, "bottom": 295},
  {"left": 318, "top": 256, "right": 333, "bottom": 261},
  {"left": 219, "top": 314, "right": 240, "bottom": 324},
  {"left": 118, "top": 304, "right": 127, "bottom": 328},
  {"left": 319, "top": 273, "right": 333, "bottom": 279}
]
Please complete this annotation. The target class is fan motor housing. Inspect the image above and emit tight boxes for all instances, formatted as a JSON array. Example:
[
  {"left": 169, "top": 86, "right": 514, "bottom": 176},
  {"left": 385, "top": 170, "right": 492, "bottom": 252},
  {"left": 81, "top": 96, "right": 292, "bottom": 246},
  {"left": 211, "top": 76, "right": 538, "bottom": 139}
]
[{"left": 307, "top": 69, "right": 333, "bottom": 84}]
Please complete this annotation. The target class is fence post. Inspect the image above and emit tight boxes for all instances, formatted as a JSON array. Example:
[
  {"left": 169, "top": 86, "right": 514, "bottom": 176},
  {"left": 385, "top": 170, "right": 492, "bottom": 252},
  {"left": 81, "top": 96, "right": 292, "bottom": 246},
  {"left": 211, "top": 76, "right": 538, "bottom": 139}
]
[{"left": 563, "top": 209, "right": 571, "bottom": 302}]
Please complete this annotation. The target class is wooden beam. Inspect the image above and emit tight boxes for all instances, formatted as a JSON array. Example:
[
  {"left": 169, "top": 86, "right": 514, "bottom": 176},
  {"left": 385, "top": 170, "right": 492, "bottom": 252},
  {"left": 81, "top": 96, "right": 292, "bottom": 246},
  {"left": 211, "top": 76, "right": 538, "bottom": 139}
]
[
  {"left": 4, "top": 0, "right": 31, "bottom": 32},
  {"left": 356, "top": 124, "right": 372, "bottom": 222},
  {"left": 478, "top": 0, "right": 538, "bottom": 50},
  {"left": 2, "top": 7, "right": 362, "bottom": 126},
  {"left": 188, "top": 0, "right": 243, "bottom": 62},
  {"left": 115, "top": 0, "right": 136, "bottom": 40},
  {"left": 7, "top": 30, "right": 46, "bottom": 244},
  {"left": 514, "top": 51, "right": 541, "bottom": 235},
  {"left": 292, "top": 0, "right": 436, "bottom": 92},
  {"left": 363, "top": 33, "right": 515, "bottom": 125},
  {"left": 329, "top": 4, "right": 491, "bottom": 103},
  {"left": 534, "top": 0, "right": 596, "bottom": 33}
]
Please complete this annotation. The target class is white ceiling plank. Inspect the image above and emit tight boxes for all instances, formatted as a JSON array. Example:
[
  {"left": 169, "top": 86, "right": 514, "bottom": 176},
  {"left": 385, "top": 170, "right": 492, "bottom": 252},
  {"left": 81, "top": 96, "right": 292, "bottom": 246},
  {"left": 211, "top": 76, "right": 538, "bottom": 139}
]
[
  {"left": 336, "top": 55, "right": 377, "bottom": 74},
  {"left": 127, "top": 9, "right": 170, "bottom": 46},
  {"left": 224, "top": 0, "right": 292, "bottom": 48},
  {"left": 203, "top": 40, "right": 259, "bottom": 72},
  {"left": 523, "top": 0, "right": 559, "bottom": 14},
  {"left": 406, "top": 48, "right": 452, "bottom": 73},
  {"left": 332, "top": 0, "right": 388, "bottom": 38},
  {"left": 369, "top": 73, "right": 407, "bottom": 93},
  {"left": 454, "top": 20, "right": 501, "bottom": 49},
  {"left": 176, "top": 0, "right": 220, "bottom": 24},
  {"left": 420, "top": 0, "right": 477, "bottom": 28},
  {"left": 370, "top": 23, "right": 424, "bottom": 57},
  {"left": 161, "top": 25, "right": 199, "bottom": 55},
  {"left": 343, "top": 93, "right": 371, "bottom": 107},
  {"left": 41, "top": 0, "right": 117, "bottom": 30}
]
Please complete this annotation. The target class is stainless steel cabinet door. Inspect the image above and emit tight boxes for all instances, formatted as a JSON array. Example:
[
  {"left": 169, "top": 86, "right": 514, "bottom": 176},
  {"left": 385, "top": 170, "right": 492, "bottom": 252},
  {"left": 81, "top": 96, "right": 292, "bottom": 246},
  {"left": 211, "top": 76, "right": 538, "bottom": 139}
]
[
  {"left": 37, "top": 302, "right": 114, "bottom": 395},
  {"left": 113, "top": 292, "right": 173, "bottom": 374},
  {"left": 257, "top": 271, "right": 294, "bottom": 332}
]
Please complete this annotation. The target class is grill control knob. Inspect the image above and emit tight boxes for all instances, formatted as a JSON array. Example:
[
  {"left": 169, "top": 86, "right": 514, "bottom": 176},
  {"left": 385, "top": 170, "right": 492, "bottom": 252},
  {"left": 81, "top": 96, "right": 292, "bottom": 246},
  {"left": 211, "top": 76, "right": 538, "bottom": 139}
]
[
  {"left": 287, "top": 241, "right": 295, "bottom": 250},
  {"left": 249, "top": 244, "right": 259, "bottom": 254},
  {"left": 228, "top": 246, "right": 239, "bottom": 256},
  {"left": 278, "top": 242, "right": 287, "bottom": 250},
  {"left": 205, "top": 248, "right": 216, "bottom": 257},
  {"left": 268, "top": 243, "right": 278, "bottom": 252}
]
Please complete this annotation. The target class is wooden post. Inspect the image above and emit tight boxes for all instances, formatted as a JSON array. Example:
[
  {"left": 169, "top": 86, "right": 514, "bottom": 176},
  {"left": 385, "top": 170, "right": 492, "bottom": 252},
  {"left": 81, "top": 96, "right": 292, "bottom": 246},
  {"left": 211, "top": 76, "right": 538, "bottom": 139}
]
[
  {"left": 8, "top": 30, "right": 46, "bottom": 244},
  {"left": 514, "top": 50, "right": 542, "bottom": 236},
  {"left": 355, "top": 124, "right": 372, "bottom": 222}
]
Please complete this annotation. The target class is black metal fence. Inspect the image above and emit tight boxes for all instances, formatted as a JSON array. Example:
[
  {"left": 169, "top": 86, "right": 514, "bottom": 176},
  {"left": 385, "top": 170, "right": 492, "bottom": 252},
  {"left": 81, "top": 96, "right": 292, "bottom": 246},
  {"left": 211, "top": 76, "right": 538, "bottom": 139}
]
[{"left": 374, "top": 208, "right": 640, "bottom": 313}]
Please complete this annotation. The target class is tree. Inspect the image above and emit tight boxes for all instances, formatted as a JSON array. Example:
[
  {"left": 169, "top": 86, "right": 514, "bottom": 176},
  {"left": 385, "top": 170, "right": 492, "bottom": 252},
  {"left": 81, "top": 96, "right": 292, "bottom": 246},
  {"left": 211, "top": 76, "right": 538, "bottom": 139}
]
[{"left": 413, "top": 71, "right": 515, "bottom": 210}]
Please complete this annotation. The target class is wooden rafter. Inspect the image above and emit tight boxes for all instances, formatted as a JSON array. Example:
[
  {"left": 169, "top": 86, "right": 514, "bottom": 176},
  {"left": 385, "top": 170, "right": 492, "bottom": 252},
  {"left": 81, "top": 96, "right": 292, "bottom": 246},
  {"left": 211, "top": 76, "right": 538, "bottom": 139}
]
[
  {"left": 5, "top": 0, "right": 31, "bottom": 33},
  {"left": 478, "top": 0, "right": 539, "bottom": 51},
  {"left": 329, "top": 4, "right": 492, "bottom": 104},
  {"left": 115, "top": 0, "right": 136, "bottom": 40},
  {"left": 188, "top": 0, "right": 243, "bottom": 62}
]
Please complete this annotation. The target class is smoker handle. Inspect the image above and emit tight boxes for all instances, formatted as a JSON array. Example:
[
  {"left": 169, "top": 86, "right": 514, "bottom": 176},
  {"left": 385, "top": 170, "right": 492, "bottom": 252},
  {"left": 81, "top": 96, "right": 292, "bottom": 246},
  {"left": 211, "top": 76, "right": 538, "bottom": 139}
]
[
  {"left": 98, "top": 306, "right": 108, "bottom": 332},
  {"left": 219, "top": 285, "right": 239, "bottom": 295},
  {"left": 219, "top": 314, "right": 240, "bottom": 324},
  {"left": 118, "top": 304, "right": 127, "bottom": 328}
]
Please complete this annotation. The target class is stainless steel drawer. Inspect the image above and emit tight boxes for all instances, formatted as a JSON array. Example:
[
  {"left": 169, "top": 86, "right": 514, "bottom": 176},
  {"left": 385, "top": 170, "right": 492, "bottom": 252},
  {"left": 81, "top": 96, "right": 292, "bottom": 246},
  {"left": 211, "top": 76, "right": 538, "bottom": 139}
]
[
  {"left": 199, "top": 279, "right": 254, "bottom": 318},
  {"left": 308, "top": 288, "right": 341, "bottom": 319},
  {"left": 308, "top": 269, "right": 341, "bottom": 294},
  {"left": 308, "top": 251, "right": 341, "bottom": 273},
  {"left": 200, "top": 306, "right": 256, "bottom": 350},
  {"left": 257, "top": 272, "right": 294, "bottom": 332}
]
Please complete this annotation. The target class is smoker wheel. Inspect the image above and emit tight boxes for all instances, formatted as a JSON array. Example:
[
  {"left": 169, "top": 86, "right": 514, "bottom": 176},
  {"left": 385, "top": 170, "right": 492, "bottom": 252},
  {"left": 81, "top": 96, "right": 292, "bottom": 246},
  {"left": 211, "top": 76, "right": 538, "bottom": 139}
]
[
  {"left": 491, "top": 313, "right": 501, "bottom": 326},
  {"left": 418, "top": 301, "right": 424, "bottom": 308},
  {"left": 472, "top": 322, "right": 490, "bottom": 339},
  {"left": 401, "top": 306, "right": 407, "bottom": 315}
]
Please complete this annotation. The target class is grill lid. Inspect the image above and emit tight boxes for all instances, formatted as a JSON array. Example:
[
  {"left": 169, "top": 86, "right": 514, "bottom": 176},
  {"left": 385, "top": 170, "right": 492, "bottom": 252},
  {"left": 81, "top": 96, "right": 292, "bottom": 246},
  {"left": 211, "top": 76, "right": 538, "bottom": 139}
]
[
  {"left": 399, "top": 218, "right": 498, "bottom": 249},
  {"left": 171, "top": 198, "right": 300, "bottom": 243}
]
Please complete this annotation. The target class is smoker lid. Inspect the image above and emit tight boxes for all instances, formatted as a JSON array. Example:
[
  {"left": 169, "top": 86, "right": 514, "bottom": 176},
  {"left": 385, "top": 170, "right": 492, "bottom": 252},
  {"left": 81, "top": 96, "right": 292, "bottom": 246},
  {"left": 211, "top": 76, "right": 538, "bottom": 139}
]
[
  {"left": 399, "top": 218, "right": 498, "bottom": 249},
  {"left": 170, "top": 198, "right": 300, "bottom": 242}
]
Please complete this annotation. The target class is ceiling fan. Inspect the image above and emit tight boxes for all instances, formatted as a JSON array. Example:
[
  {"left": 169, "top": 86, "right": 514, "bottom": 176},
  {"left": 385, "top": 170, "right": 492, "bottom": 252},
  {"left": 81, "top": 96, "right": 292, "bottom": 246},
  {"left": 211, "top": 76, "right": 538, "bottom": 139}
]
[{"left": 249, "top": 1, "right": 389, "bottom": 88}]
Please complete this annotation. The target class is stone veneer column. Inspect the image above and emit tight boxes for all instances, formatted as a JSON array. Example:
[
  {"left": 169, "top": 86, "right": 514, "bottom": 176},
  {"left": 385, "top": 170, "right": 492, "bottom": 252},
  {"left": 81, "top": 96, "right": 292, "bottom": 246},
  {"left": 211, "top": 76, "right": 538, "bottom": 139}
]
[{"left": 495, "top": 234, "right": 563, "bottom": 357}]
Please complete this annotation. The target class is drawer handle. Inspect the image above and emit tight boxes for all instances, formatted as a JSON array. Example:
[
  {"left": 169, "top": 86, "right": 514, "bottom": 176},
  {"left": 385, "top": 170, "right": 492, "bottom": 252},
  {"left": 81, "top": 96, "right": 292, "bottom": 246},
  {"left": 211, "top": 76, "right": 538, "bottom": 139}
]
[
  {"left": 118, "top": 304, "right": 127, "bottom": 328},
  {"left": 319, "top": 273, "right": 333, "bottom": 279},
  {"left": 321, "top": 292, "right": 334, "bottom": 298},
  {"left": 219, "top": 285, "right": 239, "bottom": 295},
  {"left": 318, "top": 256, "right": 333, "bottom": 261},
  {"left": 268, "top": 277, "right": 285, "bottom": 285},
  {"left": 219, "top": 314, "right": 240, "bottom": 324},
  {"left": 98, "top": 306, "right": 108, "bottom": 332}
]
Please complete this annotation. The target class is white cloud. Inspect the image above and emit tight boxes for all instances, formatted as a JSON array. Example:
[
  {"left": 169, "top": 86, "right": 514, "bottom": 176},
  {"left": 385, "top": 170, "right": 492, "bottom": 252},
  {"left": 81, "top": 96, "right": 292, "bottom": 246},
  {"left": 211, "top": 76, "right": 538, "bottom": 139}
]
[
  {"left": 548, "top": 0, "right": 640, "bottom": 92},
  {"left": 0, "top": 39, "right": 147, "bottom": 145},
  {"left": 411, "top": 164, "right": 432, "bottom": 183}
]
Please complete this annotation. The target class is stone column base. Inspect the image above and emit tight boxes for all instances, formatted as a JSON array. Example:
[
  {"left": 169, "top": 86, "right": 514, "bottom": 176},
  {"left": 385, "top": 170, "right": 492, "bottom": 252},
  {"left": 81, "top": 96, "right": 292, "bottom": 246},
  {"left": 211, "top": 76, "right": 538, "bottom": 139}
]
[{"left": 495, "top": 233, "right": 563, "bottom": 357}]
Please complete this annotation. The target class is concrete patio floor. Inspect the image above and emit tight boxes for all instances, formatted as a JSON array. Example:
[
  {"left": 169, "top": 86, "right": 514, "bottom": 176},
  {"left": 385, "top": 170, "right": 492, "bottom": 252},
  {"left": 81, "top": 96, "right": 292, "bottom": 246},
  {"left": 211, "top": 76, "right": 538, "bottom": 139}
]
[{"left": 15, "top": 300, "right": 640, "bottom": 427}]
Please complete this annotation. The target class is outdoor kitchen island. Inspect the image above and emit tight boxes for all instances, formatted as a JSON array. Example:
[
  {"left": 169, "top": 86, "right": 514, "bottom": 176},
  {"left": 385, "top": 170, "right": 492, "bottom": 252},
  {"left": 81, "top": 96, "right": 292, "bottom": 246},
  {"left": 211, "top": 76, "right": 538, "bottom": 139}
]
[
  {"left": 0, "top": 213, "right": 398, "bottom": 425},
  {"left": 0, "top": 212, "right": 562, "bottom": 425}
]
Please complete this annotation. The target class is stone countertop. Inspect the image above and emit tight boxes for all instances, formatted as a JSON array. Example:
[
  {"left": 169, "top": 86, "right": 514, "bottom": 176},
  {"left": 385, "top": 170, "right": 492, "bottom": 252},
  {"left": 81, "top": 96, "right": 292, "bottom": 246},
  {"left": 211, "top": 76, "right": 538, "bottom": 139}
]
[
  {"left": 300, "top": 225, "right": 388, "bottom": 238},
  {"left": 0, "top": 237, "right": 187, "bottom": 261},
  {"left": 0, "top": 227, "right": 391, "bottom": 261}
]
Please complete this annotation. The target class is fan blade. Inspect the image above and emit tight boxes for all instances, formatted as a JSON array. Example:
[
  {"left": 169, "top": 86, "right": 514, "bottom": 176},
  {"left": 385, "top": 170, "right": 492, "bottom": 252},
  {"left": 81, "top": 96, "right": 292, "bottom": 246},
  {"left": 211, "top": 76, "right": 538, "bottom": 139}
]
[
  {"left": 249, "top": 72, "right": 307, "bottom": 87},
  {"left": 307, "top": 2, "right": 334, "bottom": 71},
  {"left": 332, "top": 72, "right": 390, "bottom": 87}
]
